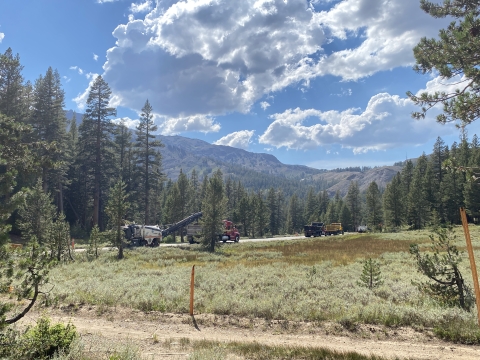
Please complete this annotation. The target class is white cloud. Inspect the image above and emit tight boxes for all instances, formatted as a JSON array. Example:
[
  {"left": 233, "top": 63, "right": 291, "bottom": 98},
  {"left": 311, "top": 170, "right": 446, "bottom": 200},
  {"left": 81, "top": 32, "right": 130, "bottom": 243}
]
[
  {"left": 213, "top": 130, "right": 255, "bottom": 149},
  {"left": 73, "top": 73, "right": 99, "bottom": 110},
  {"left": 258, "top": 76, "right": 456, "bottom": 153},
  {"left": 93, "top": 53, "right": 99, "bottom": 61},
  {"left": 100, "top": 0, "right": 452, "bottom": 122},
  {"left": 69, "top": 66, "right": 84, "bottom": 75},
  {"left": 161, "top": 115, "right": 221, "bottom": 135},
  {"left": 103, "top": 0, "right": 326, "bottom": 119},
  {"left": 0, "top": 33, "right": 4, "bottom": 43},
  {"left": 97, "top": 0, "right": 119, "bottom": 3},
  {"left": 130, "top": 1, "right": 152, "bottom": 13},
  {"left": 62, "top": 75, "right": 71, "bottom": 83},
  {"left": 112, "top": 117, "right": 139, "bottom": 129},
  {"left": 315, "top": 0, "right": 451, "bottom": 80},
  {"left": 260, "top": 101, "right": 270, "bottom": 110}
]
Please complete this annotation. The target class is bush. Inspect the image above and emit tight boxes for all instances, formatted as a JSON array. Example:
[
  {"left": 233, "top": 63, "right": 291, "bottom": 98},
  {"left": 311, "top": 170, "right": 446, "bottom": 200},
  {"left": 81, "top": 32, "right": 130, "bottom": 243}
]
[{"left": 13, "top": 317, "right": 78, "bottom": 359}]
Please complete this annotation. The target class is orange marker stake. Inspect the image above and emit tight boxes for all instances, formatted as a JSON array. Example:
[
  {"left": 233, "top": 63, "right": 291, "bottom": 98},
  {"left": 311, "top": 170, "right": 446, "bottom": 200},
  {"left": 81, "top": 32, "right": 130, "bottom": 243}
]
[
  {"left": 190, "top": 265, "right": 195, "bottom": 316},
  {"left": 460, "top": 207, "right": 480, "bottom": 326}
]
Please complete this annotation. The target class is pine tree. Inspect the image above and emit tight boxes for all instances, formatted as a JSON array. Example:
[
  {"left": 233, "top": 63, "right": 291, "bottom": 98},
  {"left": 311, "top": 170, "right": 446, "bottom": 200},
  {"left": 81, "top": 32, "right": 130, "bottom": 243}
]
[
  {"left": 17, "top": 179, "right": 56, "bottom": 246},
  {"left": 77, "top": 76, "right": 116, "bottom": 229},
  {"left": 114, "top": 119, "right": 134, "bottom": 186},
  {"left": 252, "top": 192, "right": 268, "bottom": 237},
  {"left": 190, "top": 169, "right": 201, "bottom": 212},
  {"left": 410, "top": 226, "right": 474, "bottom": 310},
  {"left": 407, "top": 154, "right": 430, "bottom": 229},
  {"left": 407, "top": 0, "right": 480, "bottom": 126},
  {"left": 134, "top": 99, "right": 163, "bottom": 224},
  {"left": 287, "top": 193, "right": 302, "bottom": 234},
  {"left": 358, "top": 258, "right": 383, "bottom": 290},
  {"left": 267, "top": 187, "right": 278, "bottom": 235},
  {"left": 304, "top": 187, "right": 317, "bottom": 223},
  {"left": 237, "top": 194, "right": 251, "bottom": 237},
  {"left": 30, "top": 68, "right": 69, "bottom": 211},
  {"left": 176, "top": 169, "right": 191, "bottom": 242},
  {"left": 0, "top": 114, "right": 34, "bottom": 244},
  {"left": 201, "top": 170, "right": 226, "bottom": 252},
  {"left": 383, "top": 173, "right": 405, "bottom": 228},
  {"left": 0, "top": 48, "right": 24, "bottom": 119},
  {"left": 105, "top": 179, "right": 129, "bottom": 259},
  {"left": 366, "top": 181, "right": 383, "bottom": 230},
  {"left": 339, "top": 203, "right": 352, "bottom": 231},
  {"left": 49, "top": 213, "right": 72, "bottom": 262},
  {"left": 346, "top": 181, "right": 361, "bottom": 230}
]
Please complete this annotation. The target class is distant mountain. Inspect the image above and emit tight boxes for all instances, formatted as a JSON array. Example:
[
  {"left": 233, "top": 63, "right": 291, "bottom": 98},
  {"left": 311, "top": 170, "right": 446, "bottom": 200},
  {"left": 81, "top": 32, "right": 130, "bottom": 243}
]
[
  {"left": 157, "top": 135, "right": 326, "bottom": 180},
  {"left": 64, "top": 110, "right": 401, "bottom": 197},
  {"left": 311, "top": 166, "right": 403, "bottom": 196},
  {"left": 157, "top": 134, "right": 402, "bottom": 197}
]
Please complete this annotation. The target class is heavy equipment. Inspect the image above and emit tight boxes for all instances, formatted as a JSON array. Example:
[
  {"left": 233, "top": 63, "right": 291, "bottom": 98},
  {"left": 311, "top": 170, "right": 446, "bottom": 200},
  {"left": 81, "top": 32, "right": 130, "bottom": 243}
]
[
  {"left": 186, "top": 219, "right": 240, "bottom": 244},
  {"left": 304, "top": 222, "right": 324, "bottom": 237},
  {"left": 123, "top": 212, "right": 203, "bottom": 247},
  {"left": 324, "top": 223, "right": 344, "bottom": 236}
]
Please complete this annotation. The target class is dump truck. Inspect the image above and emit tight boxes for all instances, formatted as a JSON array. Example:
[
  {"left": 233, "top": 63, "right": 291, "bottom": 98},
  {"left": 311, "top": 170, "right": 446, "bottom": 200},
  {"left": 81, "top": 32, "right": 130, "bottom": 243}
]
[
  {"left": 324, "top": 223, "right": 344, "bottom": 236},
  {"left": 123, "top": 212, "right": 203, "bottom": 247},
  {"left": 304, "top": 222, "right": 324, "bottom": 237},
  {"left": 186, "top": 219, "right": 240, "bottom": 244}
]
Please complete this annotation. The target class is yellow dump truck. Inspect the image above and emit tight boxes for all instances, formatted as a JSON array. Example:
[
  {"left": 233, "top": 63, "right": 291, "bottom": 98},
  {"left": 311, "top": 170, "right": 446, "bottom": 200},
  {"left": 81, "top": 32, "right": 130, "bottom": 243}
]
[{"left": 324, "top": 223, "right": 344, "bottom": 236}]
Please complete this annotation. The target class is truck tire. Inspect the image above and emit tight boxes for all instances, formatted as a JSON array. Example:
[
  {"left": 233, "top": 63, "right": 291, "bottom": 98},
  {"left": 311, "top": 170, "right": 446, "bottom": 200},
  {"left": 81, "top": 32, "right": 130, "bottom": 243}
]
[
  {"left": 235, "top": 235, "right": 239, "bottom": 243},
  {"left": 140, "top": 239, "right": 148, "bottom": 246},
  {"left": 152, "top": 238, "right": 160, "bottom": 247}
]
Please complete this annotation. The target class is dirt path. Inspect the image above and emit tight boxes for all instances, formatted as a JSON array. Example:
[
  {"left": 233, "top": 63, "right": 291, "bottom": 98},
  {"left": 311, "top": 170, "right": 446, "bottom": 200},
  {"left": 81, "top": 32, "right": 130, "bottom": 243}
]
[{"left": 16, "top": 306, "right": 480, "bottom": 359}]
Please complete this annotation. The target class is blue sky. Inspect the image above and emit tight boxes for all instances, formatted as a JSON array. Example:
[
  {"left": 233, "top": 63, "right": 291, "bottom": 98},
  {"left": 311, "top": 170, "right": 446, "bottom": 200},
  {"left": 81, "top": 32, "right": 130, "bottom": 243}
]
[{"left": 1, "top": 0, "right": 478, "bottom": 169}]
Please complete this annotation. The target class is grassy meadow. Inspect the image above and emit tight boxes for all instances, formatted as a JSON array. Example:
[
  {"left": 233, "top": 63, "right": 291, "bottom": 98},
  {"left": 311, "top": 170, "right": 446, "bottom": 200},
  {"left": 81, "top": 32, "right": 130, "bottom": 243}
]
[{"left": 46, "top": 226, "right": 480, "bottom": 343}]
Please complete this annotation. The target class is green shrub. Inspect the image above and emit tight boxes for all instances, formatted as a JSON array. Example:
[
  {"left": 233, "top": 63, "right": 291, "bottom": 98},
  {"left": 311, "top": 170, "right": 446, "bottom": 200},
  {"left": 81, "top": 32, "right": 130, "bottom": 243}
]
[
  {"left": 434, "top": 318, "right": 480, "bottom": 344},
  {"left": 16, "top": 317, "right": 78, "bottom": 359}
]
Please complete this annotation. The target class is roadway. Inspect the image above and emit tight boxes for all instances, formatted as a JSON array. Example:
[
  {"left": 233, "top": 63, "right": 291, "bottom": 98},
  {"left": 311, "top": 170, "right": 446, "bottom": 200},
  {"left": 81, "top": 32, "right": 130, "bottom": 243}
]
[{"left": 74, "top": 233, "right": 350, "bottom": 252}]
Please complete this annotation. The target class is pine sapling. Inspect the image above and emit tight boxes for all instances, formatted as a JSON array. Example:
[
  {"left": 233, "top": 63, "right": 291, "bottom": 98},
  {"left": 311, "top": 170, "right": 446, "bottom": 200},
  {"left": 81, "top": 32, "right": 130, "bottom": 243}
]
[{"left": 358, "top": 258, "right": 383, "bottom": 290}]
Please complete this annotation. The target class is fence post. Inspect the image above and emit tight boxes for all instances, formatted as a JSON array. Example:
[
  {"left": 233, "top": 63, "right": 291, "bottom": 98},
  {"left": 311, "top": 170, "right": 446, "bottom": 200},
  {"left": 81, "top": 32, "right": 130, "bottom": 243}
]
[
  {"left": 190, "top": 265, "right": 195, "bottom": 316},
  {"left": 460, "top": 207, "right": 480, "bottom": 326}
]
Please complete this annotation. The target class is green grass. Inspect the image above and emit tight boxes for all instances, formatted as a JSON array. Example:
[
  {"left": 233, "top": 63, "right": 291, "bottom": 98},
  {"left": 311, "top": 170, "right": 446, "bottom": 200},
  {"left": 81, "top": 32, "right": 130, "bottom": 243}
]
[{"left": 42, "top": 226, "right": 480, "bottom": 344}]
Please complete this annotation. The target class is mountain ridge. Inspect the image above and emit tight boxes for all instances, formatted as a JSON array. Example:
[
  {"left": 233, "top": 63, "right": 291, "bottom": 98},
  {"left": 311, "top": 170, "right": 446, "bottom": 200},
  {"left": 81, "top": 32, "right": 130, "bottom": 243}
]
[{"left": 65, "top": 110, "right": 401, "bottom": 196}]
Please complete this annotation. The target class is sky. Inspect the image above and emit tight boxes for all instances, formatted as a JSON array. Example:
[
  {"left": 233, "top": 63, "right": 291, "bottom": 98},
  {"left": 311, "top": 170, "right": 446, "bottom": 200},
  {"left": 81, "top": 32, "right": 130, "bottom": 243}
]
[{"left": 1, "top": 0, "right": 478, "bottom": 170}]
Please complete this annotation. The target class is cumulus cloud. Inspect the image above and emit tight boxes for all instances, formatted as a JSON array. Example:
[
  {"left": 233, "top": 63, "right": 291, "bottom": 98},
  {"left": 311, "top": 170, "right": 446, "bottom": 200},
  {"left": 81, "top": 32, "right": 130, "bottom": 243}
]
[
  {"left": 0, "top": 33, "right": 4, "bottom": 43},
  {"left": 93, "top": 53, "right": 99, "bottom": 61},
  {"left": 73, "top": 73, "right": 99, "bottom": 110},
  {"left": 315, "top": 0, "right": 451, "bottom": 80},
  {"left": 213, "top": 130, "right": 255, "bottom": 149},
  {"left": 161, "top": 115, "right": 221, "bottom": 135},
  {"left": 130, "top": 1, "right": 152, "bottom": 13},
  {"left": 260, "top": 101, "right": 270, "bottom": 110},
  {"left": 69, "top": 66, "right": 84, "bottom": 75},
  {"left": 112, "top": 117, "right": 139, "bottom": 129},
  {"left": 103, "top": 0, "right": 326, "bottom": 119},
  {"left": 76, "top": 0, "right": 454, "bottom": 137},
  {"left": 258, "top": 77, "right": 456, "bottom": 153}
]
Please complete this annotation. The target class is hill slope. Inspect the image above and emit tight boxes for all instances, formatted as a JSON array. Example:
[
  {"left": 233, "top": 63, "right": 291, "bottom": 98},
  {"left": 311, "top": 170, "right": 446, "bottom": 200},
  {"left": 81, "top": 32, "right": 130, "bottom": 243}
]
[{"left": 65, "top": 111, "right": 401, "bottom": 196}]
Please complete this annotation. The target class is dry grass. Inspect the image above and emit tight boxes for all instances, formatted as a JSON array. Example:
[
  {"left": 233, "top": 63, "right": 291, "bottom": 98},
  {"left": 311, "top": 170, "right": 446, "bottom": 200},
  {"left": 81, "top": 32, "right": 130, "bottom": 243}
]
[{"left": 223, "top": 235, "right": 426, "bottom": 267}]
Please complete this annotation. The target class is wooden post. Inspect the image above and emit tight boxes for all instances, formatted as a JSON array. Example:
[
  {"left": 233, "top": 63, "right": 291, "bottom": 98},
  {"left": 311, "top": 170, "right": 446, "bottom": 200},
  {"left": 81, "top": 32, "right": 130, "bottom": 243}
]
[
  {"left": 460, "top": 207, "right": 480, "bottom": 326},
  {"left": 190, "top": 265, "right": 195, "bottom": 316}
]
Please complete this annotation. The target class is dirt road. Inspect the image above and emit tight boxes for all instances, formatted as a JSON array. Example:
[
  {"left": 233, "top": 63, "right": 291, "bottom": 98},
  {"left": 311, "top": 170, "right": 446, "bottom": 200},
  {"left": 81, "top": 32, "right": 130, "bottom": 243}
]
[{"left": 20, "top": 306, "right": 480, "bottom": 359}]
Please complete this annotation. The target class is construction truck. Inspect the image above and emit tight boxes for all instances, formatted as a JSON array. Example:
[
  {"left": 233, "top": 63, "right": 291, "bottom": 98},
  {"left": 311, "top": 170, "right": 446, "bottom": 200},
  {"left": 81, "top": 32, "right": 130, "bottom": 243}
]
[
  {"left": 324, "top": 223, "right": 344, "bottom": 236},
  {"left": 304, "top": 222, "right": 324, "bottom": 237},
  {"left": 123, "top": 212, "right": 203, "bottom": 247},
  {"left": 186, "top": 219, "right": 240, "bottom": 244}
]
